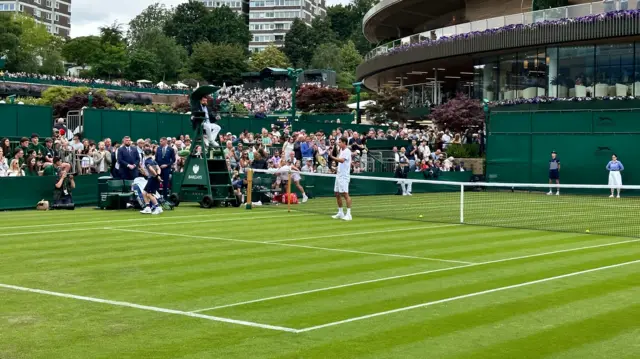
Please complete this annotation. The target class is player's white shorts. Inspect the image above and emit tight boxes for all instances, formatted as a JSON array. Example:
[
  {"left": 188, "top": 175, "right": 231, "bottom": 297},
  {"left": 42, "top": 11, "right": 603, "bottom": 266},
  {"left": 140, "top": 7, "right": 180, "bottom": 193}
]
[{"left": 334, "top": 177, "right": 350, "bottom": 193}]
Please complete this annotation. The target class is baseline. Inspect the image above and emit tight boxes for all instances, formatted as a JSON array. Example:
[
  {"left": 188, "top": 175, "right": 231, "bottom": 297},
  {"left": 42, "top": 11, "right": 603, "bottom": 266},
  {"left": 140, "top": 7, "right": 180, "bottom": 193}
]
[{"left": 0, "top": 283, "right": 298, "bottom": 333}]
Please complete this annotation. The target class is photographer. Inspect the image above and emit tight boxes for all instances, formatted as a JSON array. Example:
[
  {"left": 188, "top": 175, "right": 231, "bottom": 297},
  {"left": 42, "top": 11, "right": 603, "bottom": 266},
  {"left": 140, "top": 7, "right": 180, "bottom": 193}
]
[{"left": 53, "top": 167, "right": 75, "bottom": 205}]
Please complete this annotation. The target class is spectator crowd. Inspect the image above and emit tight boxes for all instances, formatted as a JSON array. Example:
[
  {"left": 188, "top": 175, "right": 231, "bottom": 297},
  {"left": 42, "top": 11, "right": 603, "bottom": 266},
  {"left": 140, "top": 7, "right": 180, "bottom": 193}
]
[
  {"left": 217, "top": 86, "right": 292, "bottom": 113},
  {"left": 1, "top": 71, "right": 189, "bottom": 92}
]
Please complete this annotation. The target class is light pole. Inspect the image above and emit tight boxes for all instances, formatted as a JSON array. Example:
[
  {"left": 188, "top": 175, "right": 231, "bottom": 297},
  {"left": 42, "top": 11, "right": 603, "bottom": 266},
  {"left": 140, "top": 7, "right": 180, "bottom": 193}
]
[
  {"left": 352, "top": 81, "right": 363, "bottom": 124},
  {"left": 287, "top": 67, "right": 303, "bottom": 124}
]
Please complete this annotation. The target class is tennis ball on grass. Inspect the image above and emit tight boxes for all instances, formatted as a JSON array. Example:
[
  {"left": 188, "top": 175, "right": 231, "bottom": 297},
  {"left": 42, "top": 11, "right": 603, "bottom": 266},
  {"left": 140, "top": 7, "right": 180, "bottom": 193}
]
[
  {"left": 418, "top": 215, "right": 423, "bottom": 218},
  {"left": 585, "top": 229, "right": 590, "bottom": 233}
]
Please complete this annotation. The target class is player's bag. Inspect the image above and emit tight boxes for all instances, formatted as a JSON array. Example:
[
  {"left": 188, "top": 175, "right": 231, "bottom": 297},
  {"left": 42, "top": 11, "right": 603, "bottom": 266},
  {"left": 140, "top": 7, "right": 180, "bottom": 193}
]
[
  {"left": 280, "top": 193, "right": 298, "bottom": 204},
  {"left": 36, "top": 199, "right": 49, "bottom": 211}
]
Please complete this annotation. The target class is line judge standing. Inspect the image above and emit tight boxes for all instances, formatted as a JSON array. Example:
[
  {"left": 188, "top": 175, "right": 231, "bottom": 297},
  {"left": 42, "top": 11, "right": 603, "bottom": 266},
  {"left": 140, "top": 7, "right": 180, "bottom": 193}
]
[{"left": 606, "top": 154, "right": 624, "bottom": 198}]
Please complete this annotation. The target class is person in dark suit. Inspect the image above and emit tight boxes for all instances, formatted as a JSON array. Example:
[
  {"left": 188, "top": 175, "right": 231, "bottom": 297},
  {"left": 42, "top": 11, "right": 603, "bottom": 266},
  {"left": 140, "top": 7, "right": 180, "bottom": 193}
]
[
  {"left": 155, "top": 137, "right": 175, "bottom": 199},
  {"left": 117, "top": 136, "right": 140, "bottom": 180},
  {"left": 110, "top": 143, "right": 120, "bottom": 179}
]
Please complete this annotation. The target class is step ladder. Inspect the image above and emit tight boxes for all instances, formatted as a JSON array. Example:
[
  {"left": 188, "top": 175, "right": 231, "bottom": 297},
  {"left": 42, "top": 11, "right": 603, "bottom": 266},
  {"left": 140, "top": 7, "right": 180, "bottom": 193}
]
[{"left": 173, "top": 111, "right": 239, "bottom": 208}]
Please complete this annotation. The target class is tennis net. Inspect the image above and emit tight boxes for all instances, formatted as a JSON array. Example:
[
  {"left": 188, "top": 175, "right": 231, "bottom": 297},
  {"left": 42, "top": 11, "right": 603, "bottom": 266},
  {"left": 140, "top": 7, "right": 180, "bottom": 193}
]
[{"left": 247, "top": 169, "right": 640, "bottom": 238}]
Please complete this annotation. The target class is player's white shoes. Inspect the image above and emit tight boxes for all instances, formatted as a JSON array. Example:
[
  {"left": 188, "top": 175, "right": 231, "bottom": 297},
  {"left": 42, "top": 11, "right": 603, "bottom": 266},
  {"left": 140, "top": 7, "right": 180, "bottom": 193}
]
[
  {"left": 556, "top": 192, "right": 559, "bottom": 196},
  {"left": 140, "top": 207, "right": 152, "bottom": 214},
  {"left": 332, "top": 213, "right": 344, "bottom": 219},
  {"left": 342, "top": 214, "right": 352, "bottom": 221},
  {"left": 609, "top": 194, "right": 614, "bottom": 198},
  {"left": 617, "top": 194, "right": 620, "bottom": 199},
  {"left": 547, "top": 191, "right": 553, "bottom": 195},
  {"left": 151, "top": 207, "right": 162, "bottom": 215},
  {"left": 302, "top": 194, "right": 308, "bottom": 203}
]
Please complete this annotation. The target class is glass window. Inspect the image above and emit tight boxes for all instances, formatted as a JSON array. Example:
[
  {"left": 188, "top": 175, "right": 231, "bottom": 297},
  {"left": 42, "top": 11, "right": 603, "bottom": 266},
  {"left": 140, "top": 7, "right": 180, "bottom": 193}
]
[
  {"left": 547, "top": 47, "right": 560, "bottom": 98},
  {"left": 498, "top": 54, "right": 518, "bottom": 100},
  {"left": 595, "top": 43, "right": 634, "bottom": 96},
  {"left": 474, "top": 57, "right": 498, "bottom": 102},
  {"left": 520, "top": 48, "right": 547, "bottom": 99},
  {"left": 557, "top": 45, "right": 595, "bottom": 98}
]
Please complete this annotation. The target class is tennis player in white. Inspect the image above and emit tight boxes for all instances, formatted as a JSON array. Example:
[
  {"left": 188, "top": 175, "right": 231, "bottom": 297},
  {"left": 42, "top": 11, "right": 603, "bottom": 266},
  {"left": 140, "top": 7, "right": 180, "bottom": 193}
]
[{"left": 329, "top": 137, "right": 352, "bottom": 220}]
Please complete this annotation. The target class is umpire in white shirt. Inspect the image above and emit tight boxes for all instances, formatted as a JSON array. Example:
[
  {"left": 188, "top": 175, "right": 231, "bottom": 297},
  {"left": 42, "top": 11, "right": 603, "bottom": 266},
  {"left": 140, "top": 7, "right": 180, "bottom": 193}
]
[{"left": 198, "top": 96, "right": 221, "bottom": 147}]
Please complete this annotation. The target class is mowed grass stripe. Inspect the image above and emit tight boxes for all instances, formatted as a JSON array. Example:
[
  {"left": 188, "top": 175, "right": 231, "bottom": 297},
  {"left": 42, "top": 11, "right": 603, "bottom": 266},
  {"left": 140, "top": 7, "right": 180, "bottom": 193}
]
[
  {"left": 216, "top": 246, "right": 640, "bottom": 326},
  {"left": 272, "top": 270, "right": 640, "bottom": 358}
]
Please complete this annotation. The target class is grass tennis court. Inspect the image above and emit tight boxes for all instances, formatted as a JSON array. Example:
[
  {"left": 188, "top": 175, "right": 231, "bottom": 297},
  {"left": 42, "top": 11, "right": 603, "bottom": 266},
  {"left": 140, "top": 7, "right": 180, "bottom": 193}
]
[{"left": 2, "top": 193, "right": 640, "bottom": 358}]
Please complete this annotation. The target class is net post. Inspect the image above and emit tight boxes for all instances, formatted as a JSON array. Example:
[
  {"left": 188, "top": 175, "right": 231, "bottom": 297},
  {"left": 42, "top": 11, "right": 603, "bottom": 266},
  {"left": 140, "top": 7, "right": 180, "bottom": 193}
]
[
  {"left": 460, "top": 184, "right": 464, "bottom": 224},
  {"left": 245, "top": 169, "right": 253, "bottom": 210},
  {"left": 287, "top": 170, "right": 292, "bottom": 213}
]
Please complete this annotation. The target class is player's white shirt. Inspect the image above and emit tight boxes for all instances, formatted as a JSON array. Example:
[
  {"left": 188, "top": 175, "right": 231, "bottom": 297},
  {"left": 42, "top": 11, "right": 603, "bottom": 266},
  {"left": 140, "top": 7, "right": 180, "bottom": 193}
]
[
  {"left": 132, "top": 177, "right": 147, "bottom": 189},
  {"left": 277, "top": 165, "right": 291, "bottom": 181},
  {"left": 337, "top": 148, "right": 352, "bottom": 178}
]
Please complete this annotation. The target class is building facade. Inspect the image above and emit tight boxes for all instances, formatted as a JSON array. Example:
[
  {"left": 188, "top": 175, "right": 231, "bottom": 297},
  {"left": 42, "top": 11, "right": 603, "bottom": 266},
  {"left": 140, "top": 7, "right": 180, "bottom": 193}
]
[
  {"left": 0, "top": 0, "right": 71, "bottom": 37},
  {"left": 248, "top": 0, "right": 326, "bottom": 52},
  {"left": 356, "top": 0, "right": 640, "bottom": 107},
  {"left": 201, "top": 0, "right": 326, "bottom": 52}
]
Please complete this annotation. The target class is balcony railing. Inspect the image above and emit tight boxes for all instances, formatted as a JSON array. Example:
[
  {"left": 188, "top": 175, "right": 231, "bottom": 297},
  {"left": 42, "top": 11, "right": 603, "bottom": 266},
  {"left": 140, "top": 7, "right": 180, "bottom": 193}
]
[{"left": 364, "top": 0, "right": 637, "bottom": 61}]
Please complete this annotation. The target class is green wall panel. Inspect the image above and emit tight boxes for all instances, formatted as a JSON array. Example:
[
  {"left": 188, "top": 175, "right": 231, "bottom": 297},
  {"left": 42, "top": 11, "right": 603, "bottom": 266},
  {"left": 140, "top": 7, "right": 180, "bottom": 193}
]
[
  {"left": 157, "top": 113, "right": 186, "bottom": 138},
  {"left": 0, "top": 174, "right": 101, "bottom": 210},
  {"left": 83, "top": 109, "right": 103, "bottom": 141},
  {"left": 130, "top": 112, "right": 159, "bottom": 140},
  {"left": 592, "top": 111, "right": 640, "bottom": 133},
  {"left": 0, "top": 105, "right": 18, "bottom": 137},
  {"left": 101, "top": 111, "right": 131, "bottom": 142},
  {"left": 16, "top": 105, "right": 52, "bottom": 137},
  {"left": 489, "top": 112, "right": 531, "bottom": 133},
  {"left": 486, "top": 134, "right": 532, "bottom": 183},
  {"left": 531, "top": 112, "right": 592, "bottom": 133}
]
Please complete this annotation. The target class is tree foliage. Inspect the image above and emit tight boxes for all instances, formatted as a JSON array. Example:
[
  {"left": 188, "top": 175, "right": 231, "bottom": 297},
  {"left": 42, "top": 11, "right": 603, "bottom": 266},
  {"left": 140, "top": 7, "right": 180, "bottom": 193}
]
[
  {"left": 296, "top": 85, "right": 350, "bottom": 113},
  {"left": 310, "top": 43, "right": 342, "bottom": 71},
  {"left": 428, "top": 94, "right": 485, "bottom": 133},
  {"left": 188, "top": 42, "right": 247, "bottom": 84},
  {"left": 248, "top": 45, "right": 291, "bottom": 71},
  {"left": 366, "top": 86, "right": 409, "bottom": 124},
  {"left": 127, "top": 3, "right": 172, "bottom": 47},
  {"left": 125, "top": 49, "right": 162, "bottom": 81},
  {"left": 283, "top": 18, "right": 313, "bottom": 68},
  {"left": 62, "top": 36, "right": 101, "bottom": 68},
  {"left": 164, "top": 0, "right": 250, "bottom": 54}
]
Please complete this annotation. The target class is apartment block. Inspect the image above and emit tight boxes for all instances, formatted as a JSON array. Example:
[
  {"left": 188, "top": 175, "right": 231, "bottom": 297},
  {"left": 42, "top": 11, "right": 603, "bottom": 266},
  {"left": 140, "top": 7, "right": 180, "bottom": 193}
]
[{"left": 0, "top": 0, "right": 71, "bottom": 37}]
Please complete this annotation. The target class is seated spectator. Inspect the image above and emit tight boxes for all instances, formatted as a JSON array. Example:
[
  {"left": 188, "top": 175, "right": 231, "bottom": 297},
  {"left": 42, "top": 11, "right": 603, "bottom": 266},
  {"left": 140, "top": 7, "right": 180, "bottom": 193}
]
[
  {"left": 270, "top": 150, "right": 282, "bottom": 167},
  {"left": 301, "top": 159, "right": 314, "bottom": 173},
  {"left": 53, "top": 168, "right": 75, "bottom": 205},
  {"left": 251, "top": 153, "right": 268, "bottom": 170},
  {"left": 7, "top": 159, "right": 24, "bottom": 177},
  {"left": 25, "top": 157, "right": 41, "bottom": 176},
  {"left": 0, "top": 148, "right": 7, "bottom": 177}
]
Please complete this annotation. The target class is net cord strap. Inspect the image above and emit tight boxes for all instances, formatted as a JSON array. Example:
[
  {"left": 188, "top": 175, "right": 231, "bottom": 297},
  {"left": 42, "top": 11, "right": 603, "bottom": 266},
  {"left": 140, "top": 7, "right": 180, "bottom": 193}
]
[{"left": 250, "top": 168, "right": 640, "bottom": 190}]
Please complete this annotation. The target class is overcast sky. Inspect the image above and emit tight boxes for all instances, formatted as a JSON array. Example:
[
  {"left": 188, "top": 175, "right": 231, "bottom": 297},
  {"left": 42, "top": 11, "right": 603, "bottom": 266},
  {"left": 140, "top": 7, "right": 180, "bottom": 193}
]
[{"left": 70, "top": 0, "right": 350, "bottom": 37}]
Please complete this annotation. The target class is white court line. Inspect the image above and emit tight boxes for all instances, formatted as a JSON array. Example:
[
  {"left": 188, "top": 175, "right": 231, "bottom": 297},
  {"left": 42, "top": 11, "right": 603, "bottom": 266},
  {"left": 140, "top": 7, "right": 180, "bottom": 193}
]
[
  {"left": 0, "top": 214, "right": 312, "bottom": 238},
  {"left": 107, "top": 228, "right": 473, "bottom": 265},
  {"left": 190, "top": 236, "right": 640, "bottom": 312},
  {"left": 0, "top": 283, "right": 298, "bottom": 333},
  {"left": 296, "top": 259, "right": 640, "bottom": 332},
  {"left": 267, "top": 224, "right": 459, "bottom": 243},
  {"left": 0, "top": 211, "right": 272, "bottom": 230}
]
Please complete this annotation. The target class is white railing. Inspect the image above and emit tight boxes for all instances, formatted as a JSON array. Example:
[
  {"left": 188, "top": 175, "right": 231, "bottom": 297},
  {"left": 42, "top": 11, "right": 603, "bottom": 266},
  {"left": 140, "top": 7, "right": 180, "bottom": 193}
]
[{"left": 364, "top": 0, "right": 637, "bottom": 61}]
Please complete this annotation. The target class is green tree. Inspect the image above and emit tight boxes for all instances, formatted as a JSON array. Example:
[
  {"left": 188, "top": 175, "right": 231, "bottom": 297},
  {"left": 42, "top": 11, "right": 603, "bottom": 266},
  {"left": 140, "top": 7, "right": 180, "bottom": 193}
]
[
  {"left": 98, "top": 22, "right": 126, "bottom": 47},
  {"left": 127, "top": 3, "right": 172, "bottom": 47},
  {"left": 0, "top": 13, "right": 21, "bottom": 59},
  {"left": 310, "top": 16, "right": 336, "bottom": 46},
  {"left": 5, "top": 14, "right": 64, "bottom": 74},
  {"left": 91, "top": 43, "right": 127, "bottom": 79},
  {"left": 326, "top": 5, "right": 355, "bottom": 42},
  {"left": 40, "top": 37, "right": 65, "bottom": 75},
  {"left": 310, "top": 42, "right": 342, "bottom": 70},
  {"left": 207, "top": 6, "right": 252, "bottom": 49},
  {"left": 366, "top": 85, "right": 409, "bottom": 124},
  {"left": 248, "top": 45, "right": 291, "bottom": 71},
  {"left": 339, "top": 40, "right": 362, "bottom": 73},
  {"left": 61, "top": 36, "right": 101, "bottom": 68},
  {"left": 164, "top": 0, "right": 210, "bottom": 54},
  {"left": 188, "top": 41, "right": 247, "bottom": 84},
  {"left": 125, "top": 48, "right": 162, "bottom": 81},
  {"left": 283, "top": 18, "right": 313, "bottom": 68}
]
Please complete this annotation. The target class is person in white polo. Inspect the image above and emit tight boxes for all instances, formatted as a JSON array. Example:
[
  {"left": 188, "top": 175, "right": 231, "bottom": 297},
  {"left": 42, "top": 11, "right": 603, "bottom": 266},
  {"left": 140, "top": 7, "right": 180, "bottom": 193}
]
[{"left": 329, "top": 137, "right": 352, "bottom": 221}]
